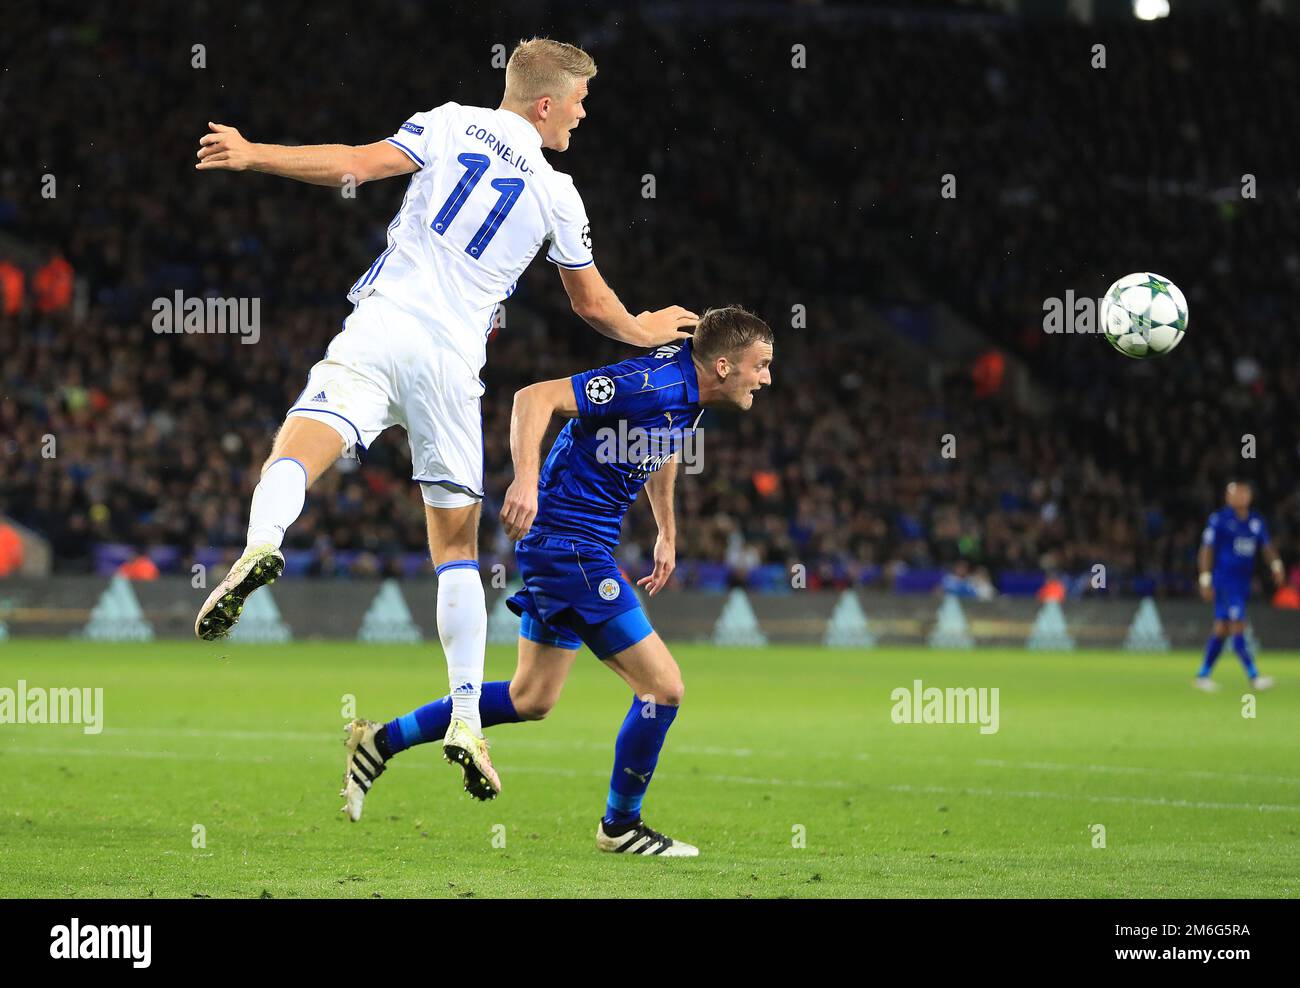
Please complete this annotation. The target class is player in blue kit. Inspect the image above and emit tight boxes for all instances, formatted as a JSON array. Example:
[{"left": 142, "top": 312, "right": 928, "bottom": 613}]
[
  {"left": 1194, "top": 481, "right": 1285, "bottom": 692},
  {"left": 337, "top": 306, "right": 773, "bottom": 856}
]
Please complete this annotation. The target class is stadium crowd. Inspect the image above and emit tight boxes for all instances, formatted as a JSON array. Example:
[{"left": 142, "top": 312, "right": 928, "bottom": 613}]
[{"left": 2, "top": 1, "right": 1297, "bottom": 598}]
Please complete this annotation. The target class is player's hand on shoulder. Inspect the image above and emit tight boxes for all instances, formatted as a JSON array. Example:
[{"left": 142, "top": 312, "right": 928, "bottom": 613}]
[
  {"left": 635, "top": 306, "right": 698, "bottom": 346},
  {"left": 636, "top": 533, "right": 676, "bottom": 596},
  {"left": 500, "top": 476, "right": 539, "bottom": 541},
  {"left": 196, "top": 122, "right": 256, "bottom": 171}
]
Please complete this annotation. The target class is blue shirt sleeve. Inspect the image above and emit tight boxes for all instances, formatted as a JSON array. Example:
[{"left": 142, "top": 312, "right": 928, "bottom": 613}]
[
  {"left": 571, "top": 354, "right": 688, "bottom": 422},
  {"left": 1201, "top": 514, "right": 1218, "bottom": 547}
]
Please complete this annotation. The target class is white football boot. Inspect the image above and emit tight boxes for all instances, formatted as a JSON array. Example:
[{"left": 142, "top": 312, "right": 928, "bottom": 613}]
[
  {"left": 596, "top": 819, "right": 699, "bottom": 857},
  {"left": 442, "top": 718, "right": 501, "bottom": 800},
  {"left": 194, "top": 542, "right": 285, "bottom": 640},
  {"left": 340, "top": 719, "right": 388, "bottom": 822}
]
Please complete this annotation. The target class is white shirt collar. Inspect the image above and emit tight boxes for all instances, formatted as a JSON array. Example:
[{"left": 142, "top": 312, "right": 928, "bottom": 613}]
[{"left": 495, "top": 107, "right": 544, "bottom": 149}]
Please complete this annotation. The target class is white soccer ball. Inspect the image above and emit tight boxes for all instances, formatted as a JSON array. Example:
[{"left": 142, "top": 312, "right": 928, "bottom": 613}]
[{"left": 1100, "top": 272, "right": 1188, "bottom": 359}]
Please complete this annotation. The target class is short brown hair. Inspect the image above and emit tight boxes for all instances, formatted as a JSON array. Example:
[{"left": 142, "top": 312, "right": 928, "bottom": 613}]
[
  {"left": 692, "top": 305, "right": 773, "bottom": 363},
  {"left": 504, "top": 38, "right": 597, "bottom": 104}
]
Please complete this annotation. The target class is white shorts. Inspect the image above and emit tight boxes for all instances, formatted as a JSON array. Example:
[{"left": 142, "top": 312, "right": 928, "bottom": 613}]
[{"left": 286, "top": 294, "right": 485, "bottom": 508}]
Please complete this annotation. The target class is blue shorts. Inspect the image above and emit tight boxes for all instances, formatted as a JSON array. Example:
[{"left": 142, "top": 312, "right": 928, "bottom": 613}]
[
  {"left": 505, "top": 533, "right": 654, "bottom": 659},
  {"left": 1214, "top": 585, "right": 1249, "bottom": 622}
]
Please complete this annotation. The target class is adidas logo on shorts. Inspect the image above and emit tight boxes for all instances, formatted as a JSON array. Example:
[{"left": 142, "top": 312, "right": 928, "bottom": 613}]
[{"left": 311, "top": 391, "right": 327, "bottom": 402}]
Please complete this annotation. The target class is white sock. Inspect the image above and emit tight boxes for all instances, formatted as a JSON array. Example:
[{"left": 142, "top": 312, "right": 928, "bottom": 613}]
[
  {"left": 437, "top": 562, "right": 486, "bottom": 734},
  {"left": 245, "top": 457, "right": 308, "bottom": 550}
]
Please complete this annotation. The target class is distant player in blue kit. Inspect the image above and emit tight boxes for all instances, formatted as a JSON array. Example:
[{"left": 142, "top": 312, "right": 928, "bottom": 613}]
[
  {"left": 1194, "top": 481, "right": 1285, "bottom": 692},
  {"left": 339, "top": 306, "right": 774, "bottom": 856}
]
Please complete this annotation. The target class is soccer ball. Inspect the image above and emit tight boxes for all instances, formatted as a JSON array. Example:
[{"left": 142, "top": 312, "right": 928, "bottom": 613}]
[{"left": 1100, "top": 272, "right": 1188, "bottom": 359}]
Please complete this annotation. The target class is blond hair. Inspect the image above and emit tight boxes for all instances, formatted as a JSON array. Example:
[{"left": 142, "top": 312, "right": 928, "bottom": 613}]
[{"left": 504, "top": 38, "right": 596, "bottom": 105}]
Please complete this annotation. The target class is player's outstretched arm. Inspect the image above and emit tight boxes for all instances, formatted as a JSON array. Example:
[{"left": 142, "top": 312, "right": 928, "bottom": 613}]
[
  {"left": 558, "top": 265, "right": 697, "bottom": 348},
  {"left": 500, "top": 379, "right": 578, "bottom": 541},
  {"left": 195, "top": 123, "right": 418, "bottom": 187},
  {"left": 1197, "top": 543, "right": 1214, "bottom": 601},
  {"left": 638, "top": 456, "right": 678, "bottom": 596},
  {"left": 1263, "top": 544, "right": 1286, "bottom": 587}
]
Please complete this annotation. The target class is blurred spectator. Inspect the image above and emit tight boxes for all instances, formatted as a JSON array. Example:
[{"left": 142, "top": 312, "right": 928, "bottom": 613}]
[
  {"left": 116, "top": 555, "right": 159, "bottom": 580},
  {"left": 0, "top": 259, "right": 23, "bottom": 316},
  {"left": 32, "top": 251, "right": 74, "bottom": 314},
  {"left": 1037, "top": 576, "right": 1067, "bottom": 603},
  {"left": 0, "top": 523, "right": 23, "bottom": 576},
  {"left": 941, "top": 561, "right": 996, "bottom": 601},
  {"left": 972, "top": 351, "right": 1005, "bottom": 399}
]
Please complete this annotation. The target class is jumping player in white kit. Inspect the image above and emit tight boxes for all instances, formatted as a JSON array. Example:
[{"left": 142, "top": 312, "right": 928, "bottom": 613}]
[{"left": 191, "top": 39, "right": 697, "bottom": 801}]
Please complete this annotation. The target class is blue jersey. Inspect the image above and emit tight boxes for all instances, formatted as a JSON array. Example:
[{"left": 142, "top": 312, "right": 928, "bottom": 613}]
[
  {"left": 530, "top": 341, "right": 703, "bottom": 551},
  {"left": 1202, "top": 507, "right": 1270, "bottom": 588}
]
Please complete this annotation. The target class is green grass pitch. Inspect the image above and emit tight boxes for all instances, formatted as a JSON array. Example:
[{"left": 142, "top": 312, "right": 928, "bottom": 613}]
[{"left": 2, "top": 641, "right": 1297, "bottom": 898}]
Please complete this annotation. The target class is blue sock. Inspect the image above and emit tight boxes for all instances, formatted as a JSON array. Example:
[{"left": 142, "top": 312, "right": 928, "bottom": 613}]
[
  {"left": 1231, "top": 634, "right": 1258, "bottom": 680},
  {"left": 604, "top": 696, "right": 679, "bottom": 828},
  {"left": 1198, "top": 636, "right": 1226, "bottom": 678},
  {"left": 384, "top": 681, "right": 520, "bottom": 755}
]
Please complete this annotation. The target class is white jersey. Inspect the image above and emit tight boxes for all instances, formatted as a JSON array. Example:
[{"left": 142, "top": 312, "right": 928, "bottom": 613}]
[{"left": 348, "top": 102, "right": 594, "bottom": 371}]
